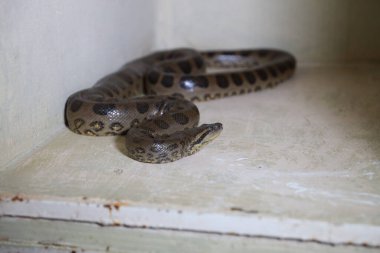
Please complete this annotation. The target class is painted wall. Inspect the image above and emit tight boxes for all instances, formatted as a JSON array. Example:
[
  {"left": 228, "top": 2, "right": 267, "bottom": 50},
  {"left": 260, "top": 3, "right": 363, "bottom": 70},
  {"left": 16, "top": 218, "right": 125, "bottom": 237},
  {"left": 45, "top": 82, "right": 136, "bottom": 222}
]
[
  {"left": 154, "top": 0, "right": 380, "bottom": 63},
  {"left": 0, "top": 0, "right": 155, "bottom": 167},
  {"left": 1, "top": 0, "right": 379, "bottom": 167}
]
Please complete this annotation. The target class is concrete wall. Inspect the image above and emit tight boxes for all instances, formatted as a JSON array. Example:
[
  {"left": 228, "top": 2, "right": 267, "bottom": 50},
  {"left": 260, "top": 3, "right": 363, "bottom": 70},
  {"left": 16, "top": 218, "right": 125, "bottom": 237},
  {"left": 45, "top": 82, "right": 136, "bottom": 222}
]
[
  {"left": 154, "top": 0, "right": 380, "bottom": 63},
  {"left": 0, "top": 0, "right": 156, "bottom": 167}
]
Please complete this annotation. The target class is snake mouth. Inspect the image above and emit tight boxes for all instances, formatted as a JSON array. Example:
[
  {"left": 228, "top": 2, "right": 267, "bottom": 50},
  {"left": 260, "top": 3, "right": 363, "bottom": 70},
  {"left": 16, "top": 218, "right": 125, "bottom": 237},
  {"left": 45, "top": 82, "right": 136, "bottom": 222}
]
[
  {"left": 197, "top": 123, "right": 223, "bottom": 142},
  {"left": 188, "top": 123, "right": 223, "bottom": 154},
  {"left": 204, "top": 123, "right": 223, "bottom": 143}
]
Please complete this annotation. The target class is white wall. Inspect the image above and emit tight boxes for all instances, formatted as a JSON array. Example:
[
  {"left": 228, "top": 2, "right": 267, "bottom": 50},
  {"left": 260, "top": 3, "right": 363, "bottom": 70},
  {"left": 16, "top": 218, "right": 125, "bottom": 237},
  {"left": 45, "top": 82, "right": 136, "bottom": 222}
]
[
  {"left": 0, "top": 0, "right": 155, "bottom": 167},
  {"left": 154, "top": 0, "right": 380, "bottom": 63},
  {"left": 1, "top": 0, "right": 379, "bottom": 167}
]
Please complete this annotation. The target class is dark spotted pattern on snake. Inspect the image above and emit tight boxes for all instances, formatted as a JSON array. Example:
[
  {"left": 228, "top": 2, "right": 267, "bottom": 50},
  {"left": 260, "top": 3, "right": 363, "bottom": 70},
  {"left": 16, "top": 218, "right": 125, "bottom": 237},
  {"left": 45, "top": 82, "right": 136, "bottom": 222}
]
[{"left": 65, "top": 48, "right": 296, "bottom": 163}]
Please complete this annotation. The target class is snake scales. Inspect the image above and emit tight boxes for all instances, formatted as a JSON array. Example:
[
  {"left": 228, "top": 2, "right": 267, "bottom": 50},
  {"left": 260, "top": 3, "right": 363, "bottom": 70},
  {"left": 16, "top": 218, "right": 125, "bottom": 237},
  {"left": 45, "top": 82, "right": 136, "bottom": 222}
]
[{"left": 65, "top": 48, "right": 296, "bottom": 163}]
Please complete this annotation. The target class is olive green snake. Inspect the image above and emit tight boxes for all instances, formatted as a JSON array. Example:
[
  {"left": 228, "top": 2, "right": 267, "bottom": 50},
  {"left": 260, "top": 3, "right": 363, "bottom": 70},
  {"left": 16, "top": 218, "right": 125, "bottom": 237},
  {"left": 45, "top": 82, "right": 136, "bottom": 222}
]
[{"left": 65, "top": 48, "right": 296, "bottom": 163}]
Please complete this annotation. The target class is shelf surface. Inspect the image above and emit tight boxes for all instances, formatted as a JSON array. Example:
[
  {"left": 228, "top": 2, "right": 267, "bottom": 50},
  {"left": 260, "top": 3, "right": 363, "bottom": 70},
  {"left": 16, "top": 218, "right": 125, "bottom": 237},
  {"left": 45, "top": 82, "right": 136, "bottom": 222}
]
[{"left": 1, "top": 65, "right": 380, "bottom": 248}]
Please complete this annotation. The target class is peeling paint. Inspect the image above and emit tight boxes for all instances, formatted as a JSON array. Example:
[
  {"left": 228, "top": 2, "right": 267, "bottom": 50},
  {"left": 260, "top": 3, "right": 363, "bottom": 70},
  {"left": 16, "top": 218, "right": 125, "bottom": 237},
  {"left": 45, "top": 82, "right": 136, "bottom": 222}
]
[
  {"left": 230, "top": 207, "right": 259, "bottom": 214},
  {"left": 103, "top": 201, "right": 129, "bottom": 213},
  {"left": 1, "top": 197, "right": 379, "bottom": 247},
  {"left": 11, "top": 195, "right": 24, "bottom": 202}
]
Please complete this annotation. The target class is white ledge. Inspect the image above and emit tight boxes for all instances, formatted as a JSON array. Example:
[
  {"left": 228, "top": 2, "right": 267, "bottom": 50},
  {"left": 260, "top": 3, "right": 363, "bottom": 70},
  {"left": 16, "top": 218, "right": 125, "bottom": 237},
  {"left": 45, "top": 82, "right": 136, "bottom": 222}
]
[{"left": 1, "top": 196, "right": 379, "bottom": 247}]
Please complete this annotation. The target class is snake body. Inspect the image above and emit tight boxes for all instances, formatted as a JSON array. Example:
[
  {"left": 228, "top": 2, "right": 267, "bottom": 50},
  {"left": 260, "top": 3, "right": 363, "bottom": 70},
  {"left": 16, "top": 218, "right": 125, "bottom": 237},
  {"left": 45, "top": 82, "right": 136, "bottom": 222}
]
[{"left": 65, "top": 48, "right": 296, "bottom": 163}]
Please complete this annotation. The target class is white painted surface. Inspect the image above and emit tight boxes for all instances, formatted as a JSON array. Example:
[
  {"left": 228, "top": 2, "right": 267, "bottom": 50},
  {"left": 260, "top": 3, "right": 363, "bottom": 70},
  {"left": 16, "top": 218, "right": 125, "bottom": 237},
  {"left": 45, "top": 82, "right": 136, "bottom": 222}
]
[
  {"left": 2, "top": 218, "right": 378, "bottom": 253},
  {"left": 0, "top": 0, "right": 155, "bottom": 167},
  {"left": 2, "top": 0, "right": 380, "bottom": 168},
  {"left": 1, "top": 197, "right": 380, "bottom": 247},
  {"left": 1, "top": 66, "right": 379, "bottom": 247},
  {"left": 1, "top": 1, "right": 380, "bottom": 251},
  {"left": 155, "top": 0, "right": 380, "bottom": 63}
]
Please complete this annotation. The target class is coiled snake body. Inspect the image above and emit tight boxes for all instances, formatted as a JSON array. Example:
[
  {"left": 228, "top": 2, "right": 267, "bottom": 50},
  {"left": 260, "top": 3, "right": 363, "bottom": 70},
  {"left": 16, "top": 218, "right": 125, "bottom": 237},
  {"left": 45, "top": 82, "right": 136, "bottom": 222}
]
[{"left": 65, "top": 48, "right": 296, "bottom": 163}]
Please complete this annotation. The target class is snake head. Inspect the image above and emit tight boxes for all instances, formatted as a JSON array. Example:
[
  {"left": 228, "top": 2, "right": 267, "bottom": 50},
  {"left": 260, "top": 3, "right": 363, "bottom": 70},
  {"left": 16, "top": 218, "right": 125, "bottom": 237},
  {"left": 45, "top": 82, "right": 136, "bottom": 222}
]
[{"left": 187, "top": 123, "right": 223, "bottom": 155}]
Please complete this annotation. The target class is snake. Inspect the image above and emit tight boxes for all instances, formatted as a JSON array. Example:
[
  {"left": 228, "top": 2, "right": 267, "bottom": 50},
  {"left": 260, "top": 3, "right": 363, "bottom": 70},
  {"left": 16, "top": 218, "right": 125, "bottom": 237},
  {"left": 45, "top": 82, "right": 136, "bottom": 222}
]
[{"left": 65, "top": 48, "right": 296, "bottom": 163}]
